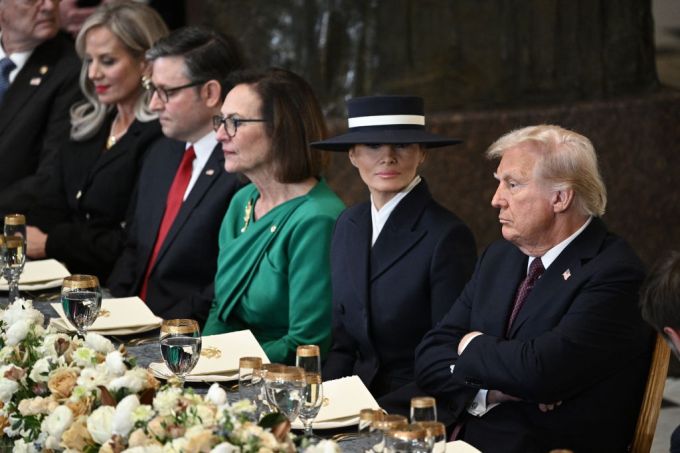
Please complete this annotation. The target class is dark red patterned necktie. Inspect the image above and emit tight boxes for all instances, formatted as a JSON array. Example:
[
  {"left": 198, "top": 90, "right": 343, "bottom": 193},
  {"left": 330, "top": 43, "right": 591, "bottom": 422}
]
[{"left": 506, "top": 257, "right": 544, "bottom": 335}]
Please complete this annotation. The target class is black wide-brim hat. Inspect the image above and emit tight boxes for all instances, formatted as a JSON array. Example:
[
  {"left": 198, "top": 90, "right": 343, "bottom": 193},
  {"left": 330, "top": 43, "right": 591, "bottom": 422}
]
[{"left": 310, "top": 95, "right": 461, "bottom": 151}]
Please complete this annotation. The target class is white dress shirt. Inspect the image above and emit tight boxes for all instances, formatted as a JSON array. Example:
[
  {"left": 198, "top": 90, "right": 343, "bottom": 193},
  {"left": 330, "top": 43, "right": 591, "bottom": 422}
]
[
  {"left": 0, "top": 34, "right": 34, "bottom": 83},
  {"left": 182, "top": 131, "right": 217, "bottom": 201},
  {"left": 370, "top": 175, "right": 421, "bottom": 246}
]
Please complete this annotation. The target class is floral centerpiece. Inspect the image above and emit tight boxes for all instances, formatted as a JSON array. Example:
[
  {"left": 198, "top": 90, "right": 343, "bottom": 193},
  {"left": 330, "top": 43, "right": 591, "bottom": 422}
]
[{"left": 0, "top": 300, "right": 338, "bottom": 453}]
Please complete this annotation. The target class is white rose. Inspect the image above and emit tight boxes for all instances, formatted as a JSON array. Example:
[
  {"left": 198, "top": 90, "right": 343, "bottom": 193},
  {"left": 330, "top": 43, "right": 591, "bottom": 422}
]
[
  {"left": 206, "top": 383, "right": 227, "bottom": 406},
  {"left": 72, "top": 347, "right": 97, "bottom": 367},
  {"left": 210, "top": 443, "right": 240, "bottom": 453},
  {"left": 113, "top": 394, "right": 140, "bottom": 437},
  {"left": 152, "top": 387, "right": 182, "bottom": 415},
  {"left": 0, "top": 377, "right": 20, "bottom": 403},
  {"left": 29, "top": 357, "right": 52, "bottom": 383},
  {"left": 77, "top": 366, "right": 109, "bottom": 391},
  {"left": 6, "top": 319, "right": 30, "bottom": 346},
  {"left": 107, "top": 368, "right": 147, "bottom": 393},
  {"left": 85, "top": 332, "right": 114, "bottom": 354},
  {"left": 42, "top": 405, "right": 73, "bottom": 438},
  {"left": 105, "top": 351, "right": 127, "bottom": 376},
  {"left": 87, "top": 405, "right": 115, "bottom": 445},
  {"left": 131, "top": 404, "right": 154, "bottom": 424}
]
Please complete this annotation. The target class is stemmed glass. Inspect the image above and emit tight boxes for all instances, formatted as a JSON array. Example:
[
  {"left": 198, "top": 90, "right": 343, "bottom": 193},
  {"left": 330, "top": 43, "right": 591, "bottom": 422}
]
[
  {"left": 4, "top": 214, "right": 26, "bottom": 241},
  {"left": 255, "top": 363, "right": 285, "bottom": 417},
  {"left": 264, "top": 366, "right": 306, "bottom": 422},
  {"left": 239, "top": 356, "right": 263, "bottom": 402},
  {"left": 296, "top": 345, "right": 321, "bottom": 373},
  {"left": 4, "top": 214, "right": 26, "bottom": 304},
  {"left": 298, "top": 372, "right": 323, "bottom": 439},
  {"left": 410, "top": 396, "right": 437, "bottom": 422},
  {"left": 61, "top": 275, "right": 102, "bottom": 337},
  {"left": 159, "top": 319, "right": 202, "bottom": 387}
]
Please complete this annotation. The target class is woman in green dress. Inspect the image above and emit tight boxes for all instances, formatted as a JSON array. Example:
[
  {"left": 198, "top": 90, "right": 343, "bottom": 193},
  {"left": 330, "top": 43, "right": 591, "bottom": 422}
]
[{"left": 203, "top": 68, "right": 345, "bottom": 364}]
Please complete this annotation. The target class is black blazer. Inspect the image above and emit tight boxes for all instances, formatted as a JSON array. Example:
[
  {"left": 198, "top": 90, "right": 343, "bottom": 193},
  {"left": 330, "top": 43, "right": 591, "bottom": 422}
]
[
  {"left": 0, "top": 33, "right": 81, "bottom": 218},
  {"left": 108, "top": 138, "right": 241, "bottom": 324},
  {"left": 323, "top": 180, "right": 476, "bottom": 402},
  {"left": 415, "top": 218, "right": 652, "bottom": 453},
  {"left": 30, "top": 116, "right": 163, "bottom": 282}
]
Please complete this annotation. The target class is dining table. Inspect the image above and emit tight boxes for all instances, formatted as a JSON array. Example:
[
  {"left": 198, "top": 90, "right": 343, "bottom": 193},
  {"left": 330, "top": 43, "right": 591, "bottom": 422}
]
[{"left": 19, "top": 292, "right": 376, "bottom": 452}]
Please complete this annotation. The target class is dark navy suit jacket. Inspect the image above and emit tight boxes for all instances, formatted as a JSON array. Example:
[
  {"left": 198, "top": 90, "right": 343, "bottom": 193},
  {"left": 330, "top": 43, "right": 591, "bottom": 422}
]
[
  {"left": 415, "top": 218, "right": 652, "bottom": 453},
  {"left": 323, "top": 180, "right": 476, "bottom": 408},
  {"left": 108, "top": 138, "right": 241, "bottom": 323}
]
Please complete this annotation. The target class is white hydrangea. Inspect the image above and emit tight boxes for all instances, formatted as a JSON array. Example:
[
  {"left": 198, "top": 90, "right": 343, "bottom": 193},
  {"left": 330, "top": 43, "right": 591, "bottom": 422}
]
[
  {"left": 112, "top": 394, "right": 140, "bottom": 437},
  {"left": 1, "top": 299, "right": 44, "bottom": 326},
  {"left": 84, "top": 332, "right": 114, "bottom": 354},
  {"left": 105, "top": 350, "right": 127, "bottom": 376},
  {"left": 87, "top": 405, "right": 115, "bottom": 445},
  {"left": 153, "top": 387, "right": 182, "bottom": 416},
  {"left": 72, "top": 346, "right": 97, "bottom": 367},
  {"left": 28, "top": 357, "right": 52, "bottom": 383},
  {"left": 206, "top": 383, "right": 227, "bottom": 406},
  {"left": 107, "top": 368, "right": 148, "bottom": 393},
  {"left": 5, "top": 319, "right": 31, "bottom": 346}
]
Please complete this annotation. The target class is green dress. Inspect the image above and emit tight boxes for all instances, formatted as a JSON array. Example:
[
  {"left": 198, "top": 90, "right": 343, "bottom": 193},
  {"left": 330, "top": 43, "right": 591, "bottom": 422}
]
[{"left": 203, "top": 180, "right": 345, "bottom": 364}]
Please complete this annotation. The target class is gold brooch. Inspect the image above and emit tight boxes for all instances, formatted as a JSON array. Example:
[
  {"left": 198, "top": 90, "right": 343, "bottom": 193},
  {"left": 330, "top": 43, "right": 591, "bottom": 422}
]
[{"left": 241, "top": 199, "right": 253, "bottom": 233}]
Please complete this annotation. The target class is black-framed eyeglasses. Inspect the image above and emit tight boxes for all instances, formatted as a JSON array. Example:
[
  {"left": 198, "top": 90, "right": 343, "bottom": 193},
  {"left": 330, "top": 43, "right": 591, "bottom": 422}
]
[
  {"left": 145, "top": 80, "right": 206, "bottom": 103},
  {"left": 212, "top": 115, "right": 266, "bottom": 137}
]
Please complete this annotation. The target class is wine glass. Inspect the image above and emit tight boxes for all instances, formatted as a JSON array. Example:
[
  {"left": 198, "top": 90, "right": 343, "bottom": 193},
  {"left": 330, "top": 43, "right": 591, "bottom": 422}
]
[
  {"left": 4, "top": 214, "right": 26, "bottom": 241},
  {"left": 372, "top": 415, "right": 408, "bottom": 453},
  {"left": 3, "top": 235, "right": 26, "bottom": 303},
  {"left": 410, "top": 396, "right": 437, "bottom": 422},
  {"left": 255, "top": 363, "right": 285, "bottom": 417},
  {"left": 238, "top": 356, "right": 263, "bottom": 402},
  {"left": 384, "top": 423, "right": 431, "bottom": 453},
  {"left": 159, "top": 319, "right": 202, "bottom": 387},
  {"left": 416, "top": 422, "right": 446, "bottom": 453},
  {"left": 264, "top": 365, "right": 306, "bottom": 421},
  {"left": 61, "top": 275, "right": 102, "bottom": 337},
  {"left": 296, "top": 344, "right": 321, "bottom": 374},
  {"left": 298, "top": 372, "right": 323, "bottom": 439}
]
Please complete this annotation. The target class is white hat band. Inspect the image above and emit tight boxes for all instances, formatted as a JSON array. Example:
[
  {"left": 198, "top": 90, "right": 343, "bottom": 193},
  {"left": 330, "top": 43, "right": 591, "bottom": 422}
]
[{"left": 348, "top": 114, "right": 425, "bottom": 128}]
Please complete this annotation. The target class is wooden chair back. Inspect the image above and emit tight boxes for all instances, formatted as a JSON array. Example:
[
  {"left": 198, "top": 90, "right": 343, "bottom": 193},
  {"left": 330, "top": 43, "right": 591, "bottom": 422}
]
[{"left": 630, "top": 333, "right": 671, "bottom": 453}]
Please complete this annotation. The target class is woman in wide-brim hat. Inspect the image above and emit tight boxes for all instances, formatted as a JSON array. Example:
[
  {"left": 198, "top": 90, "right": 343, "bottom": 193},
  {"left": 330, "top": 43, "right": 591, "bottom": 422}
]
[{"left": 312, "top": 95, "right": 477, "bottom": 416}]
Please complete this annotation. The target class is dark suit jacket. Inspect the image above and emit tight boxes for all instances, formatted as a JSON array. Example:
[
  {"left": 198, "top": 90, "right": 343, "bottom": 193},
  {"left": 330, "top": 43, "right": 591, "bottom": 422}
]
[
  {"left": 672, "top": 424, "right": 680, "bottom": 453},
  {"left": 0, "top": 33, "right": 81, "bottom": 218},
  {"left": 108, "top": 138, "right": 241, "bottom": 324},
  {"left": 323, "top": 180, "right": 477, "bottom": 405},
  {"left": 415, "top": 218, "right": 652, "bottom": 453},
  {"left": 30, "top": 116, "right": 163, "bottom": 283}
]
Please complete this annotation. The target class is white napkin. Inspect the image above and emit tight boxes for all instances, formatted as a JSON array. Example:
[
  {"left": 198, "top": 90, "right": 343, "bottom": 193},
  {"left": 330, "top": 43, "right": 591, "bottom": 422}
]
[
  {"left": 0, "top": 259, "right": 70, "bottom": 290},
  {"left": 446, "top": 441, "right": 482, "bottom": 453},
  {"left": 51, "top": 297, "right": 162, "bottom": 333},
  {"left": 291, "top": 375, "right": 380, "bottom": 429},
  {"left": 149, "top": 330, "right": 270, "bottom": 379}
]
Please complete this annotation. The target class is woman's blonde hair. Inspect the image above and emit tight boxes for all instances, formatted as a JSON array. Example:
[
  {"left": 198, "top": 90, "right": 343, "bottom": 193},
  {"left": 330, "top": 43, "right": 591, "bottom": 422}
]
[
  {"left": 486, "top": 124, "right": 607, "bottom": 217},
  {"left": 70, "top": 1, "right": 168, "bottom": 141}
]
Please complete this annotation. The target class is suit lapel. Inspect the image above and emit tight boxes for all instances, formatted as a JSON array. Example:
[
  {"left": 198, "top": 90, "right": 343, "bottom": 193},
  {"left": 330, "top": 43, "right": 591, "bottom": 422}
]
[
  {"left": 369, "top": 180, "right": 430, "bottom": 281},
  {"left": 345, "top": 204, "right": 372, "bottom": 317},
  {"left": 508, "top": 218, "right": 608, "bottom": 337},
  {"left": 0, "top": 40, "right": 58, "bottom": 136},
  {"left": 483, "top": 247, "right": 527, "bottom": 337},
  {"left": 152, "top": 144, "right": 225, "bottom": 267},
  {"left": 86, "top": 117, "right": 142, "bottom": 180}
]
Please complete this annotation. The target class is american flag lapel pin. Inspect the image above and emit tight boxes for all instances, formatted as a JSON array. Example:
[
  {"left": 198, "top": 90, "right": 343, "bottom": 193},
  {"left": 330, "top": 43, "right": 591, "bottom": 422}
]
[{"left": 562, "top": 269, "right": 572, "bottom": 281}]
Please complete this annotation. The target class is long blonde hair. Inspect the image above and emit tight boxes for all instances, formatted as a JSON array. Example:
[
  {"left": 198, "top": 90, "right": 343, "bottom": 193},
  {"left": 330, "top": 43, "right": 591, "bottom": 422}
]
[{"left": 70, "top": 2, "right": 169, "bottom": 141}]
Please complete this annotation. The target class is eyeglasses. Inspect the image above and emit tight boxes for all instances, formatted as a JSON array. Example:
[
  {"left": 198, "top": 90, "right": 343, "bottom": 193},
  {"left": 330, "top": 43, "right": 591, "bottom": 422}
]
[
  {"left": 145, "top": 80, "right": 206, "bottom": 103},
  {"left": 212, "top": 115, "right": 266, "bottom": 138}
]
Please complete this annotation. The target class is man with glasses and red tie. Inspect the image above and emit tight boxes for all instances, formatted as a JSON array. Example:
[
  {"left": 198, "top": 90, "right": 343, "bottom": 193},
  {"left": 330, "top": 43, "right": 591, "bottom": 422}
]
[
  {"left": 0, "top": 0, "right": 80, "bottom": 220},
  {"left": 108, "top": 26, "right": 244, "bottom": 324},
  {"left": 414, "top": 125, "right": 652, "bottom": 453}
]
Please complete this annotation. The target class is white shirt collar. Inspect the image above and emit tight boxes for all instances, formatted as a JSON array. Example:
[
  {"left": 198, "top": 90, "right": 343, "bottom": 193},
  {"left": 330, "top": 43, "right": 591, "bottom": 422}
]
[
  {"left": 528, "top": 216, "right": 593, "bottom": 271},
  {"left": 370, "top": 175, "right": 421, "bottom": 246},
  {"left": 0, "top": 33, "right": 35, "bottom": 83},
  {"left": 183, "top": 131, "right": 217, "bottom": 200}
]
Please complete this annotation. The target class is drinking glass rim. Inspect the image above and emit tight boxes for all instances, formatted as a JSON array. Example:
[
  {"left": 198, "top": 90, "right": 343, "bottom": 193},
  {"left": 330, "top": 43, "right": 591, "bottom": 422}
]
[{"left": 62, "top": 274, "right": 99, "bottom": 290}]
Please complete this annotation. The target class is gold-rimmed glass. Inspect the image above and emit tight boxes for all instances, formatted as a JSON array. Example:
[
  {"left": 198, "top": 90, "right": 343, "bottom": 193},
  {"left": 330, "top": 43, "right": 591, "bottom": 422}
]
[
  {"left": 384, "top": 423, "right": 431, "bottom": 452},
  {"left": 159, "top": 319, "right": 201, "bottom": 387},
  {"left": 254, "top": 363, "right": 285, "bottom": 417},
  {"left": 372, "top": 415, "right": 408, "bottom": 452},
  {"left": 61, "top": 275, "right": 101, "bottom": 337},
  {"left": 4, "top": 214, "right": 26, "bottom": 240},
  {"left": 416, "top": 422, "right": 446, "bottom": 453},
  {"left": 239, "top": 356, "right": 263, "bottom": 402},
  {"left": 296, "top": 344, "right": 321, "bottom": 374},
  {"left": 410, "top": 396, "right": 437, "bottom": 422},
  {"left": 264, "top": 365, "right": 306, "bottom": 421},
  {"left": 3, "top": 214, "right": 26, "bottom": 304},
  {"left": 298, "top": 372, "right": 323, "bottom": 439}
]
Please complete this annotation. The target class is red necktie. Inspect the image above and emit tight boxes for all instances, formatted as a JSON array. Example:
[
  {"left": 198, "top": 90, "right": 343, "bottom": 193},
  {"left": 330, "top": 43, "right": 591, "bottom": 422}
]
[
  {"left": 139, "top": 146, "right": 196, "bottom": 301},
  {"left": 506, "top": 257, "right": 544, "bottom": 335}
]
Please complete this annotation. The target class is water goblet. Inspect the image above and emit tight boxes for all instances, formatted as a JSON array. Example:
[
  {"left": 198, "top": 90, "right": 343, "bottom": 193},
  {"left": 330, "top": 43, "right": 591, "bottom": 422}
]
[
  {"left": 256, "top": 363, "right": 285, "bottom": 417},
  {"left": 298, "top": 372, "right": 323, "bottom": 440},
  {"left": 410, "top": 396, "right": 437, "bottom": 422},
  {"left": 296, "top": 344, "right": 321, "bottom": 374},
  {"left": 384, "top": 423, "right": 431, "bottom": 453},
  {"left": 4, "top": 214, "right": 26, "bottom": 241},
  {"left": 264, "top": 365, "right": 306, "bottom": 421},
  {"left": 239, "top": 356, "right": 263, "bottom": 402},
  {"left": 372, "top": 415, "right": 408, "bottom": 453},
  {"left": 61, "top": 275, "right": 102, "bottom": 337},
  {"left": 159, "top": 319, "right": 202, "bottom": 387},
  {"left": 415, "top": 422, "right": 446, "bottom": 453}
]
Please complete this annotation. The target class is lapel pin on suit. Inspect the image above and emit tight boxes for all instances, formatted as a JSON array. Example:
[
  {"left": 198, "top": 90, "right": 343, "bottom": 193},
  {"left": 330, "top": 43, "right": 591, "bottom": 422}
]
[
  {"left": 39, "top": 66, "right": 49, "bottom": 75},
  {"left": 30, "top": 77, "right": 42, "bottom": 86},
  {"left": 562, "top": 269, "right": 572, "bottom": 281},
  {"left": 205, "top": 168, "right": 215, "bottom": 176}
]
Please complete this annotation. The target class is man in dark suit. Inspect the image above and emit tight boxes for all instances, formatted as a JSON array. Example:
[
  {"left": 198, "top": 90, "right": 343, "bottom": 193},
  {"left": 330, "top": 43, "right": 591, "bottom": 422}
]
[
  {"left": 415, "top": 125, "right": 652, "bottom": 453},
  {"left": 639, "top": 251, "right": 680, "bottom": 453},
  {"left": 0, "top": 0, "right": 81, "bottom": 219},
  {"left": 108, "top": 27, "right": 245, "bottom": 323}
]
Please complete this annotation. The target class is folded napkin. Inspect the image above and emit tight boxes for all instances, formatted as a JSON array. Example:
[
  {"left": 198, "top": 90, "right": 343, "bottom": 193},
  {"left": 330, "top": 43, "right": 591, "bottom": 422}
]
[
  {"left": 51, "top": 297, "right": 162, "bottom": 334},
  {"left": 446, "top": 441, "right": 481, "bottom": 453},
  {"left": 0, "top": 259, "right": 70, "bottom": 290},
  {"left": 149, "top": 330, "right": 270, "bottom": 380},
  {"left": 291, "top": 375, "right": 381, "bottom": 429}
]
